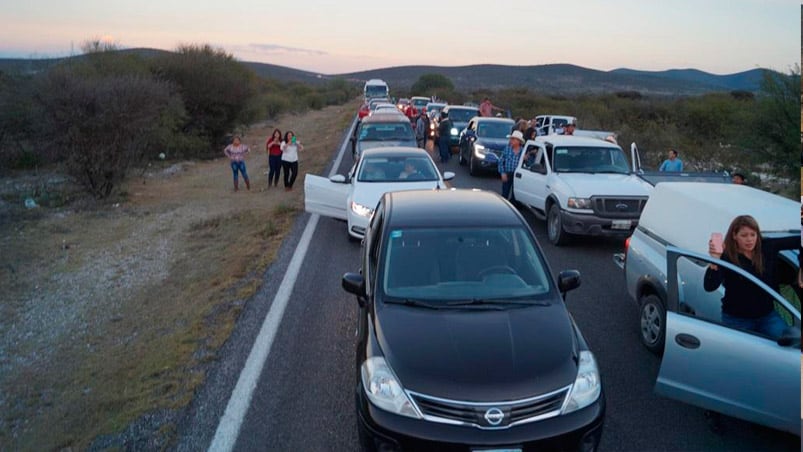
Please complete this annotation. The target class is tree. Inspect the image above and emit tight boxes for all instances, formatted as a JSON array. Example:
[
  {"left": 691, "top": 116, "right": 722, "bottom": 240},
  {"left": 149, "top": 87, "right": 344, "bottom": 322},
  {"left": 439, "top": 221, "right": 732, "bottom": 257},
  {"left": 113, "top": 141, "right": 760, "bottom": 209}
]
[
  {"left": 35, "top": 68, "right": 183, "bottom": 198},
  {"left": 411, "top": 73, "right": 455, "bottom": 97},
  {"left": 151, "top": 44, "right": 259, "bottom": 155}
]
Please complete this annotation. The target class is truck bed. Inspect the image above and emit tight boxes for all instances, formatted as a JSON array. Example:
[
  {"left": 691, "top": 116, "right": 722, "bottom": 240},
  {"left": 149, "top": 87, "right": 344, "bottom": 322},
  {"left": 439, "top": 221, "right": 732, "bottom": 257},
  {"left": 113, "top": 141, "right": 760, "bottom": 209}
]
[{"left": 637, "top": 171, "right": 732, "bottom": 186}]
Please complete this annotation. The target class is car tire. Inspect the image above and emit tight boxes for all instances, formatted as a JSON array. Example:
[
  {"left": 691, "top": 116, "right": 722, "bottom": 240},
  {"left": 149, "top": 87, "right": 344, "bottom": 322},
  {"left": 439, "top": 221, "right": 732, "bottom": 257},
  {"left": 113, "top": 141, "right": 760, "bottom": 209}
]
[
  {"left": 458, "top": 148, "right": 466, "bottom": 166},
  {"left": 639, "top": 294, "right": 666, "bottom": 355},
  {"left": 547, "top": 204, "right": 570, "bottom": 246},
  {"left": 357, "top": 418, "right": 377, "bottom": 452}
]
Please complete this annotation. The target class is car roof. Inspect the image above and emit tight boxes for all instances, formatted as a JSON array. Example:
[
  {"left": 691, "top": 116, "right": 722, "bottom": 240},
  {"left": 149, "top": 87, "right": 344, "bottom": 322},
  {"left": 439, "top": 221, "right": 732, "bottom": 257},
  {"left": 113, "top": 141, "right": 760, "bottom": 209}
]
[
  {"left": 384, "top": 189, "right": 524, "bottom": 229},
  {"left": 470, "top": 116, "right": 515, "bottom": 124},
  {"left": 533, "top": 135, "right": 620, "bottom": 148},
  {"left": 444, "top": 105, "right": 479, "bottom": 111},
  {"left": 361, "top": 112, "right": 410, "bottom": 123},
  {"left": 640, "top": 182, "right": 800, "bottom": 255},
  {"left": 360, "top": 146, "right": 434, "bottom": 159},
  {"left": 426, "top": 102, "right": 447, "bottom": 107}
]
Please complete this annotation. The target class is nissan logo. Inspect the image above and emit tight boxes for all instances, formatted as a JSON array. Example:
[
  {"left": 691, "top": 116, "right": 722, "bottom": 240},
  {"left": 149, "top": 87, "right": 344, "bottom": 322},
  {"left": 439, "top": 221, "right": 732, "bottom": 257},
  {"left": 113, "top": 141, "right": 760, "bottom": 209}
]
[
  {"left": 615, "top": 203, "right": 630, "bottom": 211},
  {"left": 484, "top": 407, "right": 504, "bottom": 426}
]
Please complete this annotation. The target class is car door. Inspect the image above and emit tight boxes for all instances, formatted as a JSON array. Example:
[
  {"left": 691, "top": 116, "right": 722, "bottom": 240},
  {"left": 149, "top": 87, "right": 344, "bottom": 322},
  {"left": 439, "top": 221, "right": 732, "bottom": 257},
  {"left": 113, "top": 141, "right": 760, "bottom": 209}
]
[
  {"left": 514, "top": 143, "right": 548, "bottom": 212},
  {"left": 656, "top": 246, "right": 801, "bottom": 435},
  {"left": 303, "top": 174, "right": 351, "bottom": 220}
]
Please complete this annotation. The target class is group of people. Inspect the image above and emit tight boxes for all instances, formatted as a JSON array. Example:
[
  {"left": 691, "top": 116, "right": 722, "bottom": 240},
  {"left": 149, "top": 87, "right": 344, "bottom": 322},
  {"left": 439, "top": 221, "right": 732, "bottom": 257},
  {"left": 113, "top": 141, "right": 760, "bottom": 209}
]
[{"left": 222, "top": 129, "right": 303, "bottom": 192}]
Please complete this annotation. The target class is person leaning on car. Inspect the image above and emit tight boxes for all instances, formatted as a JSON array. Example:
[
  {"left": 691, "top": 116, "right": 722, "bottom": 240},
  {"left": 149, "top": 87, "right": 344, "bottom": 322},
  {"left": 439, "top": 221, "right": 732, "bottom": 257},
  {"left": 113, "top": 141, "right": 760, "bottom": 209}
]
[
  {"left": 703, "top": 215, "right": 788, "bottom": 339},
  {"left": 498, "top": 130, "right": 525, "bottom": 201}
]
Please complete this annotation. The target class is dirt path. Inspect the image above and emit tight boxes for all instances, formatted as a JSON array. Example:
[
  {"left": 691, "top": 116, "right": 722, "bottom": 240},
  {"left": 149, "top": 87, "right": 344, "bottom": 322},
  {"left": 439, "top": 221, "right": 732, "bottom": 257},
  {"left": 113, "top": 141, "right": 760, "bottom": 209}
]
[{"left": 0, "top": 102, "right": 356, "bottom": 449}]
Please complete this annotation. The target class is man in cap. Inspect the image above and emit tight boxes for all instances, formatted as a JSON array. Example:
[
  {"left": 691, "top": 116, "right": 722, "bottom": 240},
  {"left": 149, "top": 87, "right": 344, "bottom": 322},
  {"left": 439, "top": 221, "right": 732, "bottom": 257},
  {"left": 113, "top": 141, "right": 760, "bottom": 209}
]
[{"left": 498, "top": 130, "right": 525, "bottom": 200}]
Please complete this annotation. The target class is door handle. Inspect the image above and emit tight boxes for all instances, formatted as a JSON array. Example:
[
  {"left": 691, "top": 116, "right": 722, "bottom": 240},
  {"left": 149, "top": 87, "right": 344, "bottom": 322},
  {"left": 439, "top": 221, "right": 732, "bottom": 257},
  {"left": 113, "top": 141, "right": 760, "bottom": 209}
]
[
  {"left": 515, "top": 173, "right": 522, "bottom": 178},
  {"left": 674, "top": 333, "right": 700, "bottom": 349}
]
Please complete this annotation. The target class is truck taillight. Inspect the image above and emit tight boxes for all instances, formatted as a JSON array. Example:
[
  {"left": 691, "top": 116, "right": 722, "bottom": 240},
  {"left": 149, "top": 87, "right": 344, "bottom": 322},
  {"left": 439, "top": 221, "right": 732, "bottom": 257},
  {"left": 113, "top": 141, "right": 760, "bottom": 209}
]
[{"left": 624, "top": 237, "right": 630, "bottom": 256}]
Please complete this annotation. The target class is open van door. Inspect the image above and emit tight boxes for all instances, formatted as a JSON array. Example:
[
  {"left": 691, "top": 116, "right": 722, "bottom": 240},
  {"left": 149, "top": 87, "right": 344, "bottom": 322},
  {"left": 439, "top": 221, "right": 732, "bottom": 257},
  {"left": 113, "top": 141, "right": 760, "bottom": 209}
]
[{"left": 304, "top": 174, "right": 350, "bottom": 220}]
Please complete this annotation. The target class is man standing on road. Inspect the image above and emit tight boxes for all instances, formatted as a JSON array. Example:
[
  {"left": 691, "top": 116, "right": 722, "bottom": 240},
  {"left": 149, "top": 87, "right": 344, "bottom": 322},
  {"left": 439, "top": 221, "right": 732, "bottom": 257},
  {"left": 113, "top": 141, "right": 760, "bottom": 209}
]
[
  {"left": 658, "top": 149, "right": 683, "bottom": 172},
  {"left": 498, "top": 130, "right": 524, "bottom": 201},
  {"left": 437, "top": 111, "right": 452, "bottom": 163},
  {"left": 480, "top": 97, "right": 503, "bottom": 117},
  {"left": 415, "top": 109, "right": 428, "bottom": 149}
]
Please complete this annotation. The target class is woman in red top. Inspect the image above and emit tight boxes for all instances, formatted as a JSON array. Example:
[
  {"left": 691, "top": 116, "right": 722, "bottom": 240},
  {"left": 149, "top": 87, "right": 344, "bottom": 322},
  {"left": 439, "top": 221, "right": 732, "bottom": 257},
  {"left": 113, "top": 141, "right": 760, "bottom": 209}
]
[{"left": 266, "top": 129, "right": 283, "bottom": 188}]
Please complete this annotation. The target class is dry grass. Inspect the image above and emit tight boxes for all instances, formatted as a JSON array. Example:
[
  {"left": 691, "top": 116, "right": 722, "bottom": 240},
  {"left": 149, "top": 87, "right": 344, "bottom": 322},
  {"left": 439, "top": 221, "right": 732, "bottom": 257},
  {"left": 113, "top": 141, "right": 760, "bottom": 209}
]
[{"left": 0, "top": 102, "right": 357, "bottom": 449}]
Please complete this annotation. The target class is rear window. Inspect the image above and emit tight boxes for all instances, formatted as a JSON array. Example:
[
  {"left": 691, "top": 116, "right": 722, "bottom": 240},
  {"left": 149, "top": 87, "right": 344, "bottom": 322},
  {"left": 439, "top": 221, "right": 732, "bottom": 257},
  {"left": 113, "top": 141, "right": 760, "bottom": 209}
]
[
  {"left": 477, "top": 121, "right": 515, "bottom": 138},
  {"left": 447, "top": 109, "right": 478, "bottom": 122},
  {"left": 358, "top": 123, "right": 415, "bottom": 141}
]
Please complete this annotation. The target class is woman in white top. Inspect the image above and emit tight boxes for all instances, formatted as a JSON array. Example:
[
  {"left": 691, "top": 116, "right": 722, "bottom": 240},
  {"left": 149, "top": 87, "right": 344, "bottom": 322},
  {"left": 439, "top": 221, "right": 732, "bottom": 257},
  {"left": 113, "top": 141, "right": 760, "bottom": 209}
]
[{"left": 280, "top": 131, "right": 303, "bottom": 191}]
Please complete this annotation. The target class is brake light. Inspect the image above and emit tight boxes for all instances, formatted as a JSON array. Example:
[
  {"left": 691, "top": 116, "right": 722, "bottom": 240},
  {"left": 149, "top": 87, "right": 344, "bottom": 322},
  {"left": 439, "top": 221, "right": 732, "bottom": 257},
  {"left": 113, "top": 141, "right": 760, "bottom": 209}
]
[{"left": 624, "top": 237, "right": 630, "bottom": 257}]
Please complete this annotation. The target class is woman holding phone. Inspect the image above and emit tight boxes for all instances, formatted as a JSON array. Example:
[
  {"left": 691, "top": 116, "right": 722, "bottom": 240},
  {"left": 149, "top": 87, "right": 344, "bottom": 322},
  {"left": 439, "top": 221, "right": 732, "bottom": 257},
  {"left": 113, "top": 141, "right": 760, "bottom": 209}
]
[
  {"left": 703, "top": 215, "right": 787, "bottom": 339},
  {"left": 280, "top": 131, "right": 303, "bottom": 191}
]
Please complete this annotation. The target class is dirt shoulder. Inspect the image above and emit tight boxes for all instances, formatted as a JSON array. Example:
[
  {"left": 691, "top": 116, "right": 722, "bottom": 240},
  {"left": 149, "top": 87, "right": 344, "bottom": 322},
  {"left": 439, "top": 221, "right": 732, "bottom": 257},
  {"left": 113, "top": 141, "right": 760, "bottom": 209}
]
[{"left": 0, "top": 102, "right": 356, "bottom": 449}]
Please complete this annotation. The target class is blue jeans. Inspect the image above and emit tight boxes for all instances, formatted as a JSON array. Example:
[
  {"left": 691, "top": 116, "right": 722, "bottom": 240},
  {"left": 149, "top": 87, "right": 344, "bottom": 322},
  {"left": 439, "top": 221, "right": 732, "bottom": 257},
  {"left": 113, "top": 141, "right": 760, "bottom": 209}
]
[
  {"left": 721, "top": 310, "right": 787, "bottom": 340},
  {"left": 501, "top": 172, "right": 515, "bottom": 200},
  {"left": 438, "top": 137, "right": 450, "bottom": 163},
  {"left": 230, "top": 161, "right": 249, "bottom": 183},
  {"left": 268, "top": 155, "right": 282, "bottom": 186}
]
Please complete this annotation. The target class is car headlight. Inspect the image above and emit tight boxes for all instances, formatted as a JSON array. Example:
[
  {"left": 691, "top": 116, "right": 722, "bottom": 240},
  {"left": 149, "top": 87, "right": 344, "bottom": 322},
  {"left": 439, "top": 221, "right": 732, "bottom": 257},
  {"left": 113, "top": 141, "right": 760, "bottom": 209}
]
[
  {"left": 562, "top": 351, "right": 601, "bottom": 414},
  {"left": 450, "top": 128, "right": 458, "bottom": 136},
  {"left": 351, "top": 201, "right": 374, "bottom": 218},
  {"left": 361, "top": 356, "right": 421, "bottom": 419},
  {"left": 567, "top": 197, "right": 592, "bottom": 209},
  {"left": 473, "top": 144, "right": 488, "bottom": 158}
]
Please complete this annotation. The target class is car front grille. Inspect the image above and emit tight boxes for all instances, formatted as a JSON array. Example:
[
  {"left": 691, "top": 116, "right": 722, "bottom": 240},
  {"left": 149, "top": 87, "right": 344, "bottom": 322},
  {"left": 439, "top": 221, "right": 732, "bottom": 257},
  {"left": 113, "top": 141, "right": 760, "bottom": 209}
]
[
  {"left": 592, "top": 196, "right": 648, "bottom": 219},
  {"left": 408, "top": 386, "right": 570, "bottom": 429}
]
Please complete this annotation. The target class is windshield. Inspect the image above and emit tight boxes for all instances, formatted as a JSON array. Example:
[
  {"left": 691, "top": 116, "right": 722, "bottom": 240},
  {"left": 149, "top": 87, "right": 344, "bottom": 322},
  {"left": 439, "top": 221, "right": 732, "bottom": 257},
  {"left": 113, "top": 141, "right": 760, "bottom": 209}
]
[
  {"left": 477, "top": 121, "right": 515, "bottom": 138},
  {"left": 365, "top": 85, "right": 388, "bottom": 98},
  {"left": 381, "top": 227, "right": 552, "bottom": 302},
  {"left": 552, "top": 146, "right": 630, "bottom": 174},
  {"left": 358, "top": 123, "right": 415, "bottom": 142},
  {"left": 412, "top": 98, "right": 428, "bottom": 108},
  {"left": 447, "top": 108, "right": 477, "bottom": 122},
  {"left": 357, "top": 156, "right": 439, "bottom": 183}
]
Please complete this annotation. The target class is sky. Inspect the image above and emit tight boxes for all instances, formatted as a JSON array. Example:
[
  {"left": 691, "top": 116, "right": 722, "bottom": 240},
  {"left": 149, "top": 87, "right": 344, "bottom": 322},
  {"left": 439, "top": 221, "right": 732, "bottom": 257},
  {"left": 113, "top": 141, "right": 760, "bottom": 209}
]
[{"left": 0, "top": 0, "right": 799, "bottom": 75}]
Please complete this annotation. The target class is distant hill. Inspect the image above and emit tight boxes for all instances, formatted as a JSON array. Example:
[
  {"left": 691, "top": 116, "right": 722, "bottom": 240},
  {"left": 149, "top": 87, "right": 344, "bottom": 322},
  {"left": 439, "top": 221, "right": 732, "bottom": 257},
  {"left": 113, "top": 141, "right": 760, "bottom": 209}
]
[{"left": 0, "top": 48, "right": 771, "bottom": 95}]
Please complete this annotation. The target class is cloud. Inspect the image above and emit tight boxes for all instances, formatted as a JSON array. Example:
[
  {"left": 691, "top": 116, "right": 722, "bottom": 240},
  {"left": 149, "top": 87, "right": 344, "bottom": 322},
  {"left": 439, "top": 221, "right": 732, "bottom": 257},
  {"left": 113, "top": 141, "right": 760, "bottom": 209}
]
[{"left": 247, "top": 43, "right": 327, "bottom": 57}]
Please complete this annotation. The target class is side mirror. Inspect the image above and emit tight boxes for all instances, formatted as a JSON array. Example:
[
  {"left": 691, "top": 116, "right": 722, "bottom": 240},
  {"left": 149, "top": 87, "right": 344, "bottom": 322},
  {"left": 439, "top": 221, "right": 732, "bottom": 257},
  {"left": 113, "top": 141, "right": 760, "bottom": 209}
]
[
  {"left": 777, "top": 326, "right": 801, "bottom": 348},
  {"left": 531, "top": 163, "right": 547, "bottom": 174},
  {"left": 342, "top": 272, "right": 367, "bottom": 307},
  {"left": 557, "top": 270, "right": 581, "bottom": 298},
  {"left": 329, "top": 174, "right": 347, "bottom": 183},
  {"left": 442, "top": 171, "right": 456, "bottom": 181}
]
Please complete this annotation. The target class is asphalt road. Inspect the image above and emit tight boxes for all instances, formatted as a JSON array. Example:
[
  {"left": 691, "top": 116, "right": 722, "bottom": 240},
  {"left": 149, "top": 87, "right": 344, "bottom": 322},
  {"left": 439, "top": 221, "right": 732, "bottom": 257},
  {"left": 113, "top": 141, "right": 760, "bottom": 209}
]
[{"left": 176, "top": 134, "right": 800, "bottom": 451}]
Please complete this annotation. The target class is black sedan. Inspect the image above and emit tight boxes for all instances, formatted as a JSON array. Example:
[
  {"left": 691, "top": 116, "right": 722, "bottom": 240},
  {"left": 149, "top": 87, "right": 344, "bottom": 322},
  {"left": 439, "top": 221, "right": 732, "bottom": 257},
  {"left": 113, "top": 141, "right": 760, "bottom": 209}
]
[
  {"left": 458, "top": 116, "right": 516, "bottom": 176},
  {"left": 342, "top": 189, "right": 605, "bottom": 452}
]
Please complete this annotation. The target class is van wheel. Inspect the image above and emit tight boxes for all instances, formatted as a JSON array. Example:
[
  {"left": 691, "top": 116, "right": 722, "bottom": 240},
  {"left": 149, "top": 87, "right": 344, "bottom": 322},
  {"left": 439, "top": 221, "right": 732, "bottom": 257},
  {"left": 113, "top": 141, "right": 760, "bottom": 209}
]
[
  {"left": 469, "top": 155, "right": 479, "bottom": 176},
  {"left": 547, "top": 204, "right": 570, "bottom": 246},
  {"left": 639, "top": 294, "right": 666, "bottom": 355}
]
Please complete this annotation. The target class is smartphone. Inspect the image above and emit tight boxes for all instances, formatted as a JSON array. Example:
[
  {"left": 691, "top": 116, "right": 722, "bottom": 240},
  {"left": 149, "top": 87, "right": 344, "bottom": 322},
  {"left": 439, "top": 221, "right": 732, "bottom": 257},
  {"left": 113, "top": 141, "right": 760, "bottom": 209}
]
[
  {"left": 291, "top": 136, "right": 297, "bottom": 144},
  {"left": 710, "top": 232, "right": 724, "bottom": 254}
]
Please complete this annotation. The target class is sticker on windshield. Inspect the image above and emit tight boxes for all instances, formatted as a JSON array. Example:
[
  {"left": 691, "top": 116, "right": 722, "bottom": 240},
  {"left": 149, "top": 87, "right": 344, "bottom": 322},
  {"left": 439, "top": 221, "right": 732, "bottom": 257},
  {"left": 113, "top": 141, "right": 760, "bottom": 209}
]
[
  {"left": 556, "top": 149, "right": 568, "bottom": 155},
  {"left": 390, "top": 230, "right": 403, "bottom": 239}
]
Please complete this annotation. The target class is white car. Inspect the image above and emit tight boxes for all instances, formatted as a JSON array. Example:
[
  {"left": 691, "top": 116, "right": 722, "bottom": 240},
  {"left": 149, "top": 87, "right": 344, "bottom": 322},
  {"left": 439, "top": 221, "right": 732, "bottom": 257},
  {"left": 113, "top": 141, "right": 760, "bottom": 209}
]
[{"left": 305, "top": 147, "right": 455, "bottom": 240}]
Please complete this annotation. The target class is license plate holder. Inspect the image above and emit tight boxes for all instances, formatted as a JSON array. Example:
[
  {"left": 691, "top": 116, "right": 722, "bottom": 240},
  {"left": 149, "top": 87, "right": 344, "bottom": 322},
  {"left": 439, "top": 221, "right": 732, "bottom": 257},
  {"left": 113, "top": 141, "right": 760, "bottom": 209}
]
[{"left": 611, "top": 219, "right": 632, "bottom": 230}]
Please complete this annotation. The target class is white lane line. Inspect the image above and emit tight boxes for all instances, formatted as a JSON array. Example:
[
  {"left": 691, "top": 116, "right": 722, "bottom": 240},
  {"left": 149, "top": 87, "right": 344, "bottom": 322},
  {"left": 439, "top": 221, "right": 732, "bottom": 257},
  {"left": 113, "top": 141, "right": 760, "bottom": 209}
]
[{"left": 208, "top": 116, "right": 358, "bottom": 452}]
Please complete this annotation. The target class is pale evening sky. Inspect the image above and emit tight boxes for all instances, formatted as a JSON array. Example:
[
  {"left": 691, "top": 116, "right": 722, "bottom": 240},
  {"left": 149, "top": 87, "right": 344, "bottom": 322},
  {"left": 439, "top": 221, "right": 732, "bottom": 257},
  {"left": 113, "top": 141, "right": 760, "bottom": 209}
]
[{"left": 0, "top": 0, "right": 798, "bottom": 75}]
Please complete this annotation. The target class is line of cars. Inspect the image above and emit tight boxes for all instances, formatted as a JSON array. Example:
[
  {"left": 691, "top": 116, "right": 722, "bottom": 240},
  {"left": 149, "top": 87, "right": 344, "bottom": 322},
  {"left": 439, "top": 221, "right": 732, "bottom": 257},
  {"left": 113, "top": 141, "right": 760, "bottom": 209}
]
[{"left": 305, "top": 101, "right": 801, "bottom": 449}]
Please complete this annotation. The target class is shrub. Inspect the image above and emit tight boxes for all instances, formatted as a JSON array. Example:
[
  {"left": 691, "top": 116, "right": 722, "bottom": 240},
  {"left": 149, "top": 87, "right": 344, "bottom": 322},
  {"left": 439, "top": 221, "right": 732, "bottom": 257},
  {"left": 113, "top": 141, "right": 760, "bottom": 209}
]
[{"left": 35, "top": 69, "right": 182, "bottom": 198}]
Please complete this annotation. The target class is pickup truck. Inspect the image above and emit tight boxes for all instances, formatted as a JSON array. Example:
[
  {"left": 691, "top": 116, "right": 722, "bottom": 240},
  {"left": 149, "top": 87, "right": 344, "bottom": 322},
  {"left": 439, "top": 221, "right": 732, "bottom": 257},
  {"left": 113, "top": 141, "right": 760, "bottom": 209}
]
[{"left": 512, "top": 135, "right": 654, "bottom": 246}]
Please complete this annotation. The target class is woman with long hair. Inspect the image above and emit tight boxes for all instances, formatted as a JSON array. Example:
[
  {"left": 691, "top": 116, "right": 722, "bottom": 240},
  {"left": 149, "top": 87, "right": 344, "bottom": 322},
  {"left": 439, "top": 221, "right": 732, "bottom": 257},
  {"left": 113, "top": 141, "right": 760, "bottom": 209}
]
[
  {"left": 266, "top": 128, "right": 283, "bottom": 188},
  {"left": 280, "top": 131, "right": 303, "bottom": 191},
  {"left": 704, "top": 215, "right": 787, "bottom": 339}
]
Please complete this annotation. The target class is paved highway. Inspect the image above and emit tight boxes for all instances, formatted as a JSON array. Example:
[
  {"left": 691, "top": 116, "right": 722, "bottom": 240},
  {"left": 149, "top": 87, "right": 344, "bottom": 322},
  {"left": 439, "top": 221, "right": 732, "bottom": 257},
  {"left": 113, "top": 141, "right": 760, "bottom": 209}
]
[{"left": 176, "top": 125, "right": 800, "bottom": 451}]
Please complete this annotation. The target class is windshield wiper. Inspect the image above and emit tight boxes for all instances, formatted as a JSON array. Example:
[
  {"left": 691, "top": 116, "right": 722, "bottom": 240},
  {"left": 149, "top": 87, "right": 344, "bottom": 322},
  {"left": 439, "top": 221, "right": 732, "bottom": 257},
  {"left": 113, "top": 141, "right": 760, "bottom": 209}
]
[
  {"left": 385, "top": 298, "right": 443, "bottom": 310},
  {"left": 446, "top": 297, "right": 550, "bottom": 307}
]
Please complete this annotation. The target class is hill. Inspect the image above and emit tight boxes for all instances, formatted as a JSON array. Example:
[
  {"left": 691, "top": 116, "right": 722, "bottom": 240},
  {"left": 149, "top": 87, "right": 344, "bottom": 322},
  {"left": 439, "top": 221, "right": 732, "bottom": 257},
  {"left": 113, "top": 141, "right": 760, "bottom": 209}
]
[{"left": 0, "top": 48, "right": 771, "bottom": 95}]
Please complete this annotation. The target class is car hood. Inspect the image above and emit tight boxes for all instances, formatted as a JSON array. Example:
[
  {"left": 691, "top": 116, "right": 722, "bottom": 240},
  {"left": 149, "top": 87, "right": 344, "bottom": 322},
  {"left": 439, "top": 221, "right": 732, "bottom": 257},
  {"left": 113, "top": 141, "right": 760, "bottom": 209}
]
[
  {"left": 375, "top": 303, "right": 580, "bottom": 401},
  {"left": 352, "top": 181, "right": 444, "bottom": 208},
  {"left": 555, "top": 173, "right": 652, "bottom": 198},
  {"left": 475, "top": 137, "right": 509, "bottom": 153}
]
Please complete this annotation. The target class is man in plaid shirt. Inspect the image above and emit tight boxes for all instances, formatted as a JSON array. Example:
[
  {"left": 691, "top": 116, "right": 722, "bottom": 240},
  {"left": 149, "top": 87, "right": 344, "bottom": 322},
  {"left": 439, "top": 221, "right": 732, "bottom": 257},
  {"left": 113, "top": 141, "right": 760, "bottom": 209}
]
[{"left": 498, "top": 130, "right": 525, "bottom": 200}]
